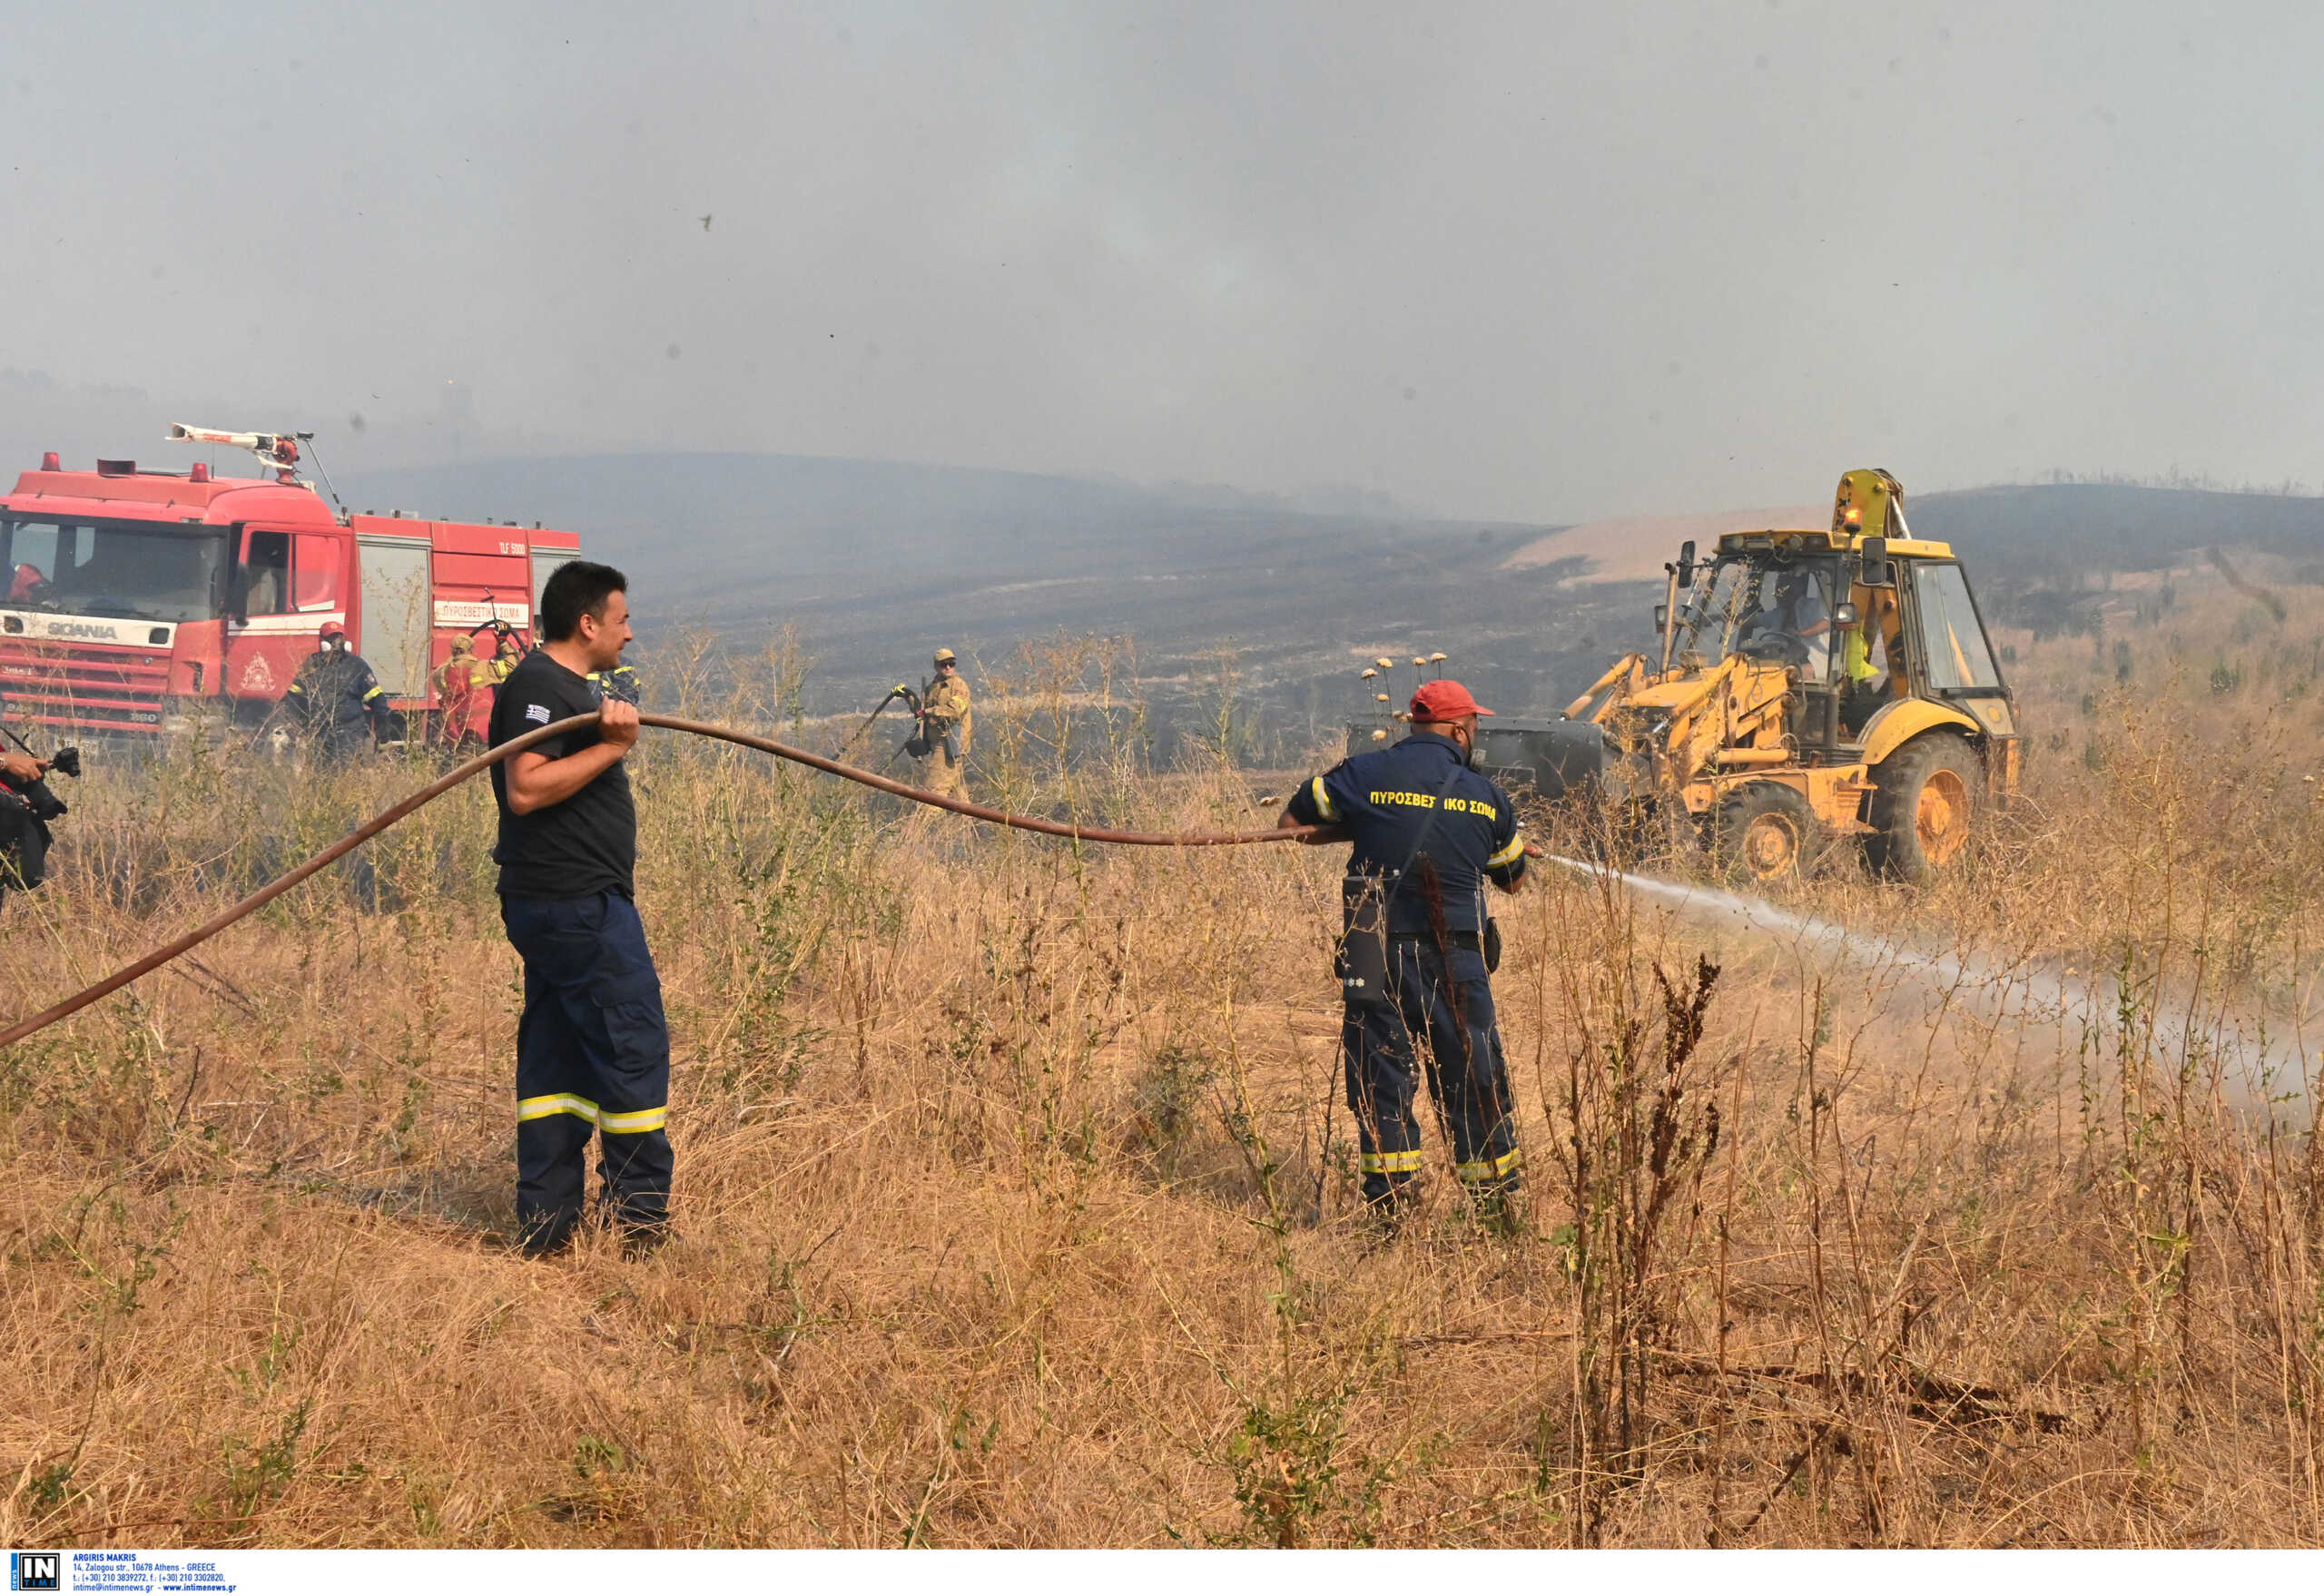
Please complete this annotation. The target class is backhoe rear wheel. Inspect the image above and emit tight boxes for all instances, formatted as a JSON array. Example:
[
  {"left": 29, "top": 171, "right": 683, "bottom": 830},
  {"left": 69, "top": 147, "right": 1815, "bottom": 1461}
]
[
  {"left": 1711, "top": 780, "right": 1818, "bottom": 884},
  {"left": 1864, "top": 731, "right": 1979, "bottom": 882}
]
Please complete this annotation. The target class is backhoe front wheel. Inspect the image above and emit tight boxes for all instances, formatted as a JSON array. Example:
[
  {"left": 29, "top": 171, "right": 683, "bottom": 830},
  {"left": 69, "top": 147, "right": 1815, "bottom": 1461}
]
[
  {"left": 1864, "top": 731, "right": 1979, "bottom": 882},
  {"left": 1711, "top": 780, "right": 1818, "bottom": 884}
]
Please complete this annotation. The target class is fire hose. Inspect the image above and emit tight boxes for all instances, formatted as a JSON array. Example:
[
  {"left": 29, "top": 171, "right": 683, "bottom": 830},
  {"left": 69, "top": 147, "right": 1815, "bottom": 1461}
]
[{"left": 0, "top": 711, "right": 1319, "bottom": 1049}]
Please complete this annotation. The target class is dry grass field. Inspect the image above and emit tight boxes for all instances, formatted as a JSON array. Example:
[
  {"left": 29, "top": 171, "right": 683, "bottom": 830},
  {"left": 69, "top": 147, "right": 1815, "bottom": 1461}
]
[{"left": 1, "top": 559, "right": 2321, "bottom": 1548}]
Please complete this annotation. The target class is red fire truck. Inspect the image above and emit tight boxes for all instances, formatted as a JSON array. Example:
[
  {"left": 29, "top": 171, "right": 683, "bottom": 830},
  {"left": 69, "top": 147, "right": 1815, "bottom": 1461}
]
[{"left": 0, "top": 427, "right": 583, "bottom": 739}]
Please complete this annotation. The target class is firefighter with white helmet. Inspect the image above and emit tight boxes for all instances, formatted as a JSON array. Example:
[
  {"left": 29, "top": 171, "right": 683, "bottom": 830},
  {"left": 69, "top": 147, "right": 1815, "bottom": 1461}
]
[
  {"left": 281, "top": 620, "right": 394, "bottom": 762},
  {"left": 914, "top": 647, "right": 972, "bottom": 799}
]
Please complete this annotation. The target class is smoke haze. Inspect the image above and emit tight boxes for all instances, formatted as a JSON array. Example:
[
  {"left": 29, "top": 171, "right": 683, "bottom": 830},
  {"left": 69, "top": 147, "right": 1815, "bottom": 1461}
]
[{"left": 5, "top": 2, "right": 2321, "bottom": 519}]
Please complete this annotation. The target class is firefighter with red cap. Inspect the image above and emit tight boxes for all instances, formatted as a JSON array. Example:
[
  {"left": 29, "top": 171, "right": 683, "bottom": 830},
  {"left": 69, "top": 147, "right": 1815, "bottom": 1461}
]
[
  {"left": 280, "top": 620, "right": 395, "bottom": 763},
  {"left": 1280, "top": 678, "right": 1531, "bottom": 1230}
]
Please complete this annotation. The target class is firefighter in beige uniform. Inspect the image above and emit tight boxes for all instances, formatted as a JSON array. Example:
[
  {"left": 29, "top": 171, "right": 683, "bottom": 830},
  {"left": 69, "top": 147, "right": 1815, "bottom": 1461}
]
[{"left": 917, "top": 648, "right": 972, "bottom": 799}]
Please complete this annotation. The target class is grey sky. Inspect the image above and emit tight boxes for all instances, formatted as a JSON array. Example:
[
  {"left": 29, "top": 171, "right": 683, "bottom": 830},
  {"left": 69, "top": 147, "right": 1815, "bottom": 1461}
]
[{"left": 5, "top": 2, "right": 2319, "bottom": 521}]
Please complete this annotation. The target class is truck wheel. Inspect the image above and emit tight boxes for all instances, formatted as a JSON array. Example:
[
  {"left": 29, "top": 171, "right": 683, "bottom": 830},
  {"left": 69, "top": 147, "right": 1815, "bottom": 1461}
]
[
  {"left": 1711, "top": 781, "right": 1818, "bottom": 884},
  {"left": 1864, "top": 731, "right": 1979, "bottom": 882}
]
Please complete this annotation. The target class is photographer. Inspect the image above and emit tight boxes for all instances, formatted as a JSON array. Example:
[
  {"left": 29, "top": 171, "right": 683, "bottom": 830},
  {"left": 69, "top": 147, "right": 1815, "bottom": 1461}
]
[{"left": 0, "top": 709, "right": 74, "bottom": 911}]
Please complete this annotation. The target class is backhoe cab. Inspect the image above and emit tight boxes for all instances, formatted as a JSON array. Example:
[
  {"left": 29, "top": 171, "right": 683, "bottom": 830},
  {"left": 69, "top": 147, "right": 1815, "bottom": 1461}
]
[{"left": 1500, "top": 469, "right": 2021, "bottom": 882}]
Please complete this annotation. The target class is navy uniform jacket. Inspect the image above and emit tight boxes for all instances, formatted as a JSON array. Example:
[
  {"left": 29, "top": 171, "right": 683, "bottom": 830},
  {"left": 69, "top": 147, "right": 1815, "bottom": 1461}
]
[
  {"left": 283, "top": 648, "right": 389, "bottom": 742},
  {"left": 1284, "top": 731, "right": 1526, "bottom": 934}
]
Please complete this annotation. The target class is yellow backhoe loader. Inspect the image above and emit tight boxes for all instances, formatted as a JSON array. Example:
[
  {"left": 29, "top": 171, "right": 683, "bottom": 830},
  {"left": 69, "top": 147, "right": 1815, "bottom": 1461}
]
[{"left": 1472, "top": 469, "right": 2022, "bottom": 882}]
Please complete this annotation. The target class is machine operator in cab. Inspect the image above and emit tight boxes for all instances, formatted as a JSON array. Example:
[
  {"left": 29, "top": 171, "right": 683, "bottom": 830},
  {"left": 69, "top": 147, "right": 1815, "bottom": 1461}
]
[{"left": 1278, "top": 680, "right": 1531, "bottom": 1231}]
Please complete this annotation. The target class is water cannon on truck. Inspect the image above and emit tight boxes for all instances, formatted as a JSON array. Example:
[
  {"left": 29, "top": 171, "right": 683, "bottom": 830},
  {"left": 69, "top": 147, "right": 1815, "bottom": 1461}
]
[{"left": 165, "top": 423, "right": 310, "bottom": 486}]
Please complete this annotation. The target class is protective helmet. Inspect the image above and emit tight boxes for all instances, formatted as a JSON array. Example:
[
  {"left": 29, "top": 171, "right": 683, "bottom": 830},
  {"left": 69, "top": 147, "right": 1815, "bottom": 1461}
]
[{"left": 448, "top": 634, "right": 473, "bottom": 656}]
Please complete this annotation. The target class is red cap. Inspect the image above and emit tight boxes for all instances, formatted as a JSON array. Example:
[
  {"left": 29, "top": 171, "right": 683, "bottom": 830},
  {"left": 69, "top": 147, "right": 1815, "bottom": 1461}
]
[
  {"left": 1410, "top": 679, "right": 1494, "bottom": 722},
  {"left": 318, "top": 619, "right": 346, "bottom": 640}
]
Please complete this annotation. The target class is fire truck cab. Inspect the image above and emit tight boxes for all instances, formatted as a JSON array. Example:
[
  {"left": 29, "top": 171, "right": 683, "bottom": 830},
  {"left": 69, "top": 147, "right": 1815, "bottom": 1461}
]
[{"left": 0, "top": 437, "right": 582, "bottom": 737}]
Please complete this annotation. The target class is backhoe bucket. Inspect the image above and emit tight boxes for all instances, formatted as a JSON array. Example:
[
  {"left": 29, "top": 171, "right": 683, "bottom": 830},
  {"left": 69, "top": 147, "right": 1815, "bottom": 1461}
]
[
  {"left": 1475, "top": 718, "right": 1610, "bottom": 801},
  {"left": 1339, "top": 716, "right": 1608, "bottom": 802}
]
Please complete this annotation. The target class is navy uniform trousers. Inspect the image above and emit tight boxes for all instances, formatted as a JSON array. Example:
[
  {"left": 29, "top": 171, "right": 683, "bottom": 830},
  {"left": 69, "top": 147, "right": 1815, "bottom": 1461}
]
[
  {"left": 500, "top": 890, "right": 672, "bottom": 1251},
  {"left": 1344, "top": 938, "right": 1522, "bottom": 1207}
]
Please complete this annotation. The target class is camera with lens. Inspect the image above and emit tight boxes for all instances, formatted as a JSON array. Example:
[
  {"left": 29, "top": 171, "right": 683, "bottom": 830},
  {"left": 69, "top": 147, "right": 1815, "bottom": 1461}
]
[{"left": 17, "top": 774, "right": 67, "bottom": 822}]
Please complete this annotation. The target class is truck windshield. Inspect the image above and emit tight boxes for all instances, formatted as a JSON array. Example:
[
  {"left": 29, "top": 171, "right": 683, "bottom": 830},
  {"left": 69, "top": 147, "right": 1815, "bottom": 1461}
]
[
  {"left": 1, "top": 517, "right": 229, "bottom": 623},
  {"left": 1677, "top": 553, "right": 1837, "bottom": 674},
  {"left": 1676, "top": 556, "right": 1754, "bottom": 660}
]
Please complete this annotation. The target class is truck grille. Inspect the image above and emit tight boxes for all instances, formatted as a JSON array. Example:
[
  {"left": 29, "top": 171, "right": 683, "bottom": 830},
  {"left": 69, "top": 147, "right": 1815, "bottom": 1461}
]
[{"left": 0, "top": 638, "right": 171, "bottom": 732}]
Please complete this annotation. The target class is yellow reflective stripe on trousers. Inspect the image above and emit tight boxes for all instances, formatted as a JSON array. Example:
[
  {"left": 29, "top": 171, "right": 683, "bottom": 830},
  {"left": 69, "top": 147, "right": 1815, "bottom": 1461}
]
[
  {"left": 517, "top": 1092, "right": 599, "bottom": 1125},
  {"left": 599, "top": 1105, "right": 667, "bottom": 1135},
  {"left": 1486, "top": 832, "right": 1527, "bottom": 870},
  {"left": 1309, "top": 774, "right": 1338, "bottom": 822},
  {"left": 1455, "top": 1148, "right": 1523, "bottom": 1181},
  {"left": 1359, "top": 1148, "right": 1424, "bottom": 1175}
]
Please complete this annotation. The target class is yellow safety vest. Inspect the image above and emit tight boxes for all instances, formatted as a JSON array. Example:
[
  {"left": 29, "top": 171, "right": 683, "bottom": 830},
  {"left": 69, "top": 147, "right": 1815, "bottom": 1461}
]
[{"left": 1843, "top": 626, "right": 1877, "bottom": 682}]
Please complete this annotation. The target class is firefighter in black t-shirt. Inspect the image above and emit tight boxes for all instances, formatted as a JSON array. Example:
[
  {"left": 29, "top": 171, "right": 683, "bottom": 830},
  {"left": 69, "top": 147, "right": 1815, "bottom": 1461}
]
[{"left": 488, "top": 560, "right": 670, "bottom": 1256}]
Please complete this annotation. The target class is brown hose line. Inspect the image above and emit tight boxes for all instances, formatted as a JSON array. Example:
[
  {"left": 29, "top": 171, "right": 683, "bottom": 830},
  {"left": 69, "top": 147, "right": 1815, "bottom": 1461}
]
[
  {"left": 0, "top": 711, "right": 1317, "bottom": 1049},
  {"left": 643, "top": 712, "right": 1308, "bottom": 846}
]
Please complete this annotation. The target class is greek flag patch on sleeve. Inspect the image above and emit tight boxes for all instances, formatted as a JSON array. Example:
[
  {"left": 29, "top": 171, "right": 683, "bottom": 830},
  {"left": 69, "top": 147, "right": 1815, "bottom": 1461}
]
[{"left": 526, "top": 703, "right": 551, "bottom": 724}]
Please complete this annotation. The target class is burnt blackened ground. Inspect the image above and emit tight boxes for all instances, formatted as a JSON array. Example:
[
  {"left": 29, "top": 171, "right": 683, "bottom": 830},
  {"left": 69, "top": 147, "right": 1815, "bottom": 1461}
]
[{"left": 339, "top": 457, "right": 2324, "bottom": 757}]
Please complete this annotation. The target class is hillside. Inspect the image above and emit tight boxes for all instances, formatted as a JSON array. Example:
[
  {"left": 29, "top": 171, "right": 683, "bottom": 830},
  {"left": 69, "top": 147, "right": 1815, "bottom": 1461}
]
[
  {"left": 339, "top": 456, "right": 2324, "bottom": 752},
  {"left": 1500, "top": 503, "right": 1827, "bottom": 585},
  {"left": 340, "top": 453, "right": 1604, "bottom": 747}
]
